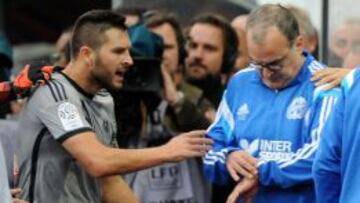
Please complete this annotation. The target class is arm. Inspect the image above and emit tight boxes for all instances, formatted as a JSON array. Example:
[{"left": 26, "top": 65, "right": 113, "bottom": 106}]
[
  {"left": 62, "top": 130, "right": 212, "bottom": 177},
  {"left": 100, "top": 175, "right": 138, "bottom": 203},
  {"left": 161, "top": 66, "right": 212, "bottom": 130},
  {"left": 257, "top": 90, "right": 339, "bottom": 188},
  {"left": 203, "top": 91, "right": 243, "bottom": 185},
  {"left": 312, "top": 93, "right": 343, "bottom": 203}
]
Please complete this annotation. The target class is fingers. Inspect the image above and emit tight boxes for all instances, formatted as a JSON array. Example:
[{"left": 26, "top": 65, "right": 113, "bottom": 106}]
[
  {"left": 41, "top": 66, "right": 55, "bottom": 74},
  {"left": 234, "top": 152, "right": 258, "bottom": 172},
  {"left": 313, "top": 73, "right": 338, "bottom": 86},
  {"left": 13, "top": 199, "right": 29, "bottom": 203},
  {"left": 228, "top": 166, "right": 240, "bottom": 181},
  {"left": 10, "top": 188, "right": 22, "bottom": 196},
  {"left": 311, "top": 69, "right": 330, "bottom": 82},
  {"left": 188, "top": 137, "right": 214, "bottom": 145},
  {"left": 230, "top": 161, "right": 255, "bottom": 179},
  {"left": 311, "top": 68, "right": 351, "bottom": 89},
  {"left": 227, "top": 151, "right": 258, "bottom": 180},
  {"left": 182, "top": 130, "right": 207, "bottom": 137}
]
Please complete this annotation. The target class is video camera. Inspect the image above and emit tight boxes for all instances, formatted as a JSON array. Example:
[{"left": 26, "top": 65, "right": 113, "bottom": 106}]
[{"left": 121, "top": 24, "right": 164, "bottom": 94}]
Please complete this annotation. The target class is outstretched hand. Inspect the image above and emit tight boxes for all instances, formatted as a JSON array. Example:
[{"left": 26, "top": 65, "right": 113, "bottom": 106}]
[{"left": 163, "top": 130, "right": 213, "bottom": 162}]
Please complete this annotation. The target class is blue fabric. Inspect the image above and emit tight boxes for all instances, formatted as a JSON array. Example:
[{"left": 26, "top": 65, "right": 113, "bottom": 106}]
[
  {"left": 313, "top": 68, "right": 360, "bottom": 203},
  {"left": 128, "top": 24, "right": 163, "bottom": 59},
  {"left": 0, "top": 32, "right": 13, "bottom": 67},
  {"left": 203, "top": 52, "right": 340, "bottom": 203}
]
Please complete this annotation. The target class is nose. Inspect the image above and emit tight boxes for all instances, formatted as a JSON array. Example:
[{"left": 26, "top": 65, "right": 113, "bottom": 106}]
[
  {"left": 187, "top": 45, "right": 204, "bottom": 61},
  {"left": 123, "top": 52, "right": 134, "bottom": 68}
]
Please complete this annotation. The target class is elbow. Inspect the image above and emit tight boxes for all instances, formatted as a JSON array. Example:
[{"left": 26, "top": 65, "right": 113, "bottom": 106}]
[{"left": 82, "top": 157, "right": 111, "bottom": 178}]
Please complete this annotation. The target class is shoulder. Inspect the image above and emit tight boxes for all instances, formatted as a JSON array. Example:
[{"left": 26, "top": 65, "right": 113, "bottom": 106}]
[
  {"left": 227, "top": 67, "right": 257, "bottom": 88},
  {"left": 94, "top": 89, "right": 114, "bottom": 107},
  {"left": 29, "top": 73, "right": 78, "bottom": 105},
  {"left": 341, "top": 68, "right": 360, "bottom": 95}
]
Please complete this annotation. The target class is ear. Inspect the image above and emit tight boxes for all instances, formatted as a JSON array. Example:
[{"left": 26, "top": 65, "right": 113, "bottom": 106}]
[
  {"left": 294, "top": 35, "right": 305, "bottom": 52},
  {"left": 79, "top": 46, "right": 95, "bottom": 67}
]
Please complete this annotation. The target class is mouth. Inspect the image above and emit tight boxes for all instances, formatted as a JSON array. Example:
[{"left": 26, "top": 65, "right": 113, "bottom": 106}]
[{"left": 115, "top": 69, "right": 126, "bottom": 81}]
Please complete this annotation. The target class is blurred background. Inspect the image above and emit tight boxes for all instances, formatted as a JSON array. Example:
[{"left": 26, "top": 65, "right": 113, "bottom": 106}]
[{"left": 0, "top": 0, "right": 359, "bottom": 73}]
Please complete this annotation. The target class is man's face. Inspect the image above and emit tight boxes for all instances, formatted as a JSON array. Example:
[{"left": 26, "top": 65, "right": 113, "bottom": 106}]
[
  {"left": 247, "top": 26, "right": 304, "bottom": 89},
  {"left": 185, "top": 23, "right": 224, "bottom": 81},
  {"left": 149, "top": 23, "right": 180, "bottom": 74},
  {"left": 91, "top": 28, "right": 133, "bottom": 90},
  {"left": 330, "top": 23, "right": 360, "bottom": 60}
]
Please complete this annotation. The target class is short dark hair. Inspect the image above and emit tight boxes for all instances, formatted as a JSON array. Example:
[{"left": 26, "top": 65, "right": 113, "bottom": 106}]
[
  {"left": 189, "top": 14, "right": 238, "bottom": 73},
  {"left": 71, "top": 10, "right": 127, "bottom": 59},
  {"left": 246, "top": 4, "right": 300, "bottom": 46},
  {"left": 145, "top": 12, "right": 185, "bottom": 64}
]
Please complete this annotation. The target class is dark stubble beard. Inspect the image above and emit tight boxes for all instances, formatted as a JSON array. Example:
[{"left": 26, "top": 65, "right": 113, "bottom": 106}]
[{"left": 91, "top": 55, "right": 118, "bottom": 92}]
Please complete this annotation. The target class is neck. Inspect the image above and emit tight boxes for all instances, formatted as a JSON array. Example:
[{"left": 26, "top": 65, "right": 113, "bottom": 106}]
[{"left": 63, "top": 61, "right": 101, "bottom": 95}]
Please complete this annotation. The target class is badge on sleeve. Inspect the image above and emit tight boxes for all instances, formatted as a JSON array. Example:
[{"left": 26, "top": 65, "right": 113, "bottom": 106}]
[{"left": 58, "top": 102, "right": 84, "bottom": 131}]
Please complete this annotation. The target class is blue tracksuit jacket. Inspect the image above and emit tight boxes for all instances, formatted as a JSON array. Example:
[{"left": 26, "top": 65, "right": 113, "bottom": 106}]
[
  {"left": 203, "top": 52, "right": 340, "bottom": 203},
  {"left": 313, "top": 68, "right": 360, "bottom": 203}
]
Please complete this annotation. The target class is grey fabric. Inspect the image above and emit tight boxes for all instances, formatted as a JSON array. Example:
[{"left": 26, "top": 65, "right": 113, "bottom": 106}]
[
  {"left": 16, "top": 72, "right": 117, "bottom": 203},
  {"left": 0, "top": 146, "right": 12, "bottom": 203},
  {"left": 0, "top": 119, "right": 17, "bottom": 185}
]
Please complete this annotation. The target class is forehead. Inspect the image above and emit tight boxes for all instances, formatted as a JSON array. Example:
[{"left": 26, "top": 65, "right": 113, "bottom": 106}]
[
  {"left": 189, "top": 23, "right": 223, "bottom": 46},
  {"left": 247, "top": 26, "right": 289, "bottom": 60},
  {"left": 102, "top": 28, "right": 131, "bottom": 47},
  {"left": 149, "top": 23, "right": 177, "bottom": 43}
]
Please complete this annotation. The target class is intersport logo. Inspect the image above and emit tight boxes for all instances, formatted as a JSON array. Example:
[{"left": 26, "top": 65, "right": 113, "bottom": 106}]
[{"left": 239, "top": 138, "right": 295, "bottom": 162}]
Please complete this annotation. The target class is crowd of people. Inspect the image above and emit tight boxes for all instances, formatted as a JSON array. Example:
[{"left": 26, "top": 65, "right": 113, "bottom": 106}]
[{"left": 0, "top": 3, "right": 359, "bottom": 203}]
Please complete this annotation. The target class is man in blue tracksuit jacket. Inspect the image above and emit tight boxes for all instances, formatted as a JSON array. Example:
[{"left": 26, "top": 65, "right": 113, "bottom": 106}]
[
  {"left": 313, "top": 68, "right": 360, "bottom": 203},
  {"left": 203, "top": 4, "right": 340, "bottom": 203}
]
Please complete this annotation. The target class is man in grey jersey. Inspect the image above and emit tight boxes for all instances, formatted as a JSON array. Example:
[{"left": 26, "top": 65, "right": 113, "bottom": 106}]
[{"left": 16, "top": 10, "right": 212, "bottom": 203}]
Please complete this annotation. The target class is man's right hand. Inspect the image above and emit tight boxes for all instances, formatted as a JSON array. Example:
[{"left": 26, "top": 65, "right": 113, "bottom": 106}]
[
  {"left": 162, "top": 130, "right": 213, "bottom": 162},
  {"left": 226, "top": 150, "right": 258, "bottom": 181}
]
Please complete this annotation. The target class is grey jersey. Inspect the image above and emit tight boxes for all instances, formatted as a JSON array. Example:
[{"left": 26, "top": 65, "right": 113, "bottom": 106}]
[
  {"left": 0, "top": 146, "right": 12, "bottom": 203},
  {"left": 16, "top": 72, "right": 117, "bottom": 203}
]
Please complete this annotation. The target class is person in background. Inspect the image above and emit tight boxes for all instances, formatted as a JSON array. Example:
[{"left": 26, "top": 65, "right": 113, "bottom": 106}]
[
  {"left": 114, "top": 6, "right": 146, "bottom": 27},
  {"left": 231, "top": 15, "right": 250, "bottom": 72},
  {"left": 185, "top": 14, "right": 238, "bottom": 121},
  {"left": 53, "top": 26, "right": 73, "bottom": 67},
  {"left": 287, "top": 6, "right": 318, "bottom": 58}
]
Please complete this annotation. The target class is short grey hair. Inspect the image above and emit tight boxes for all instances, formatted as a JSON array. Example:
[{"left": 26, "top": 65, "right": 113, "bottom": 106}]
[{"left": 246, "top": 4, "right": 300, "bottom": 46}]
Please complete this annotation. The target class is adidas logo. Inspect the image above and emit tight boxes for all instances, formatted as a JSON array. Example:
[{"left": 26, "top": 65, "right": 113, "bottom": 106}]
[{"left": 239, "top": 139, "right": 259, "bottom": 155}]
